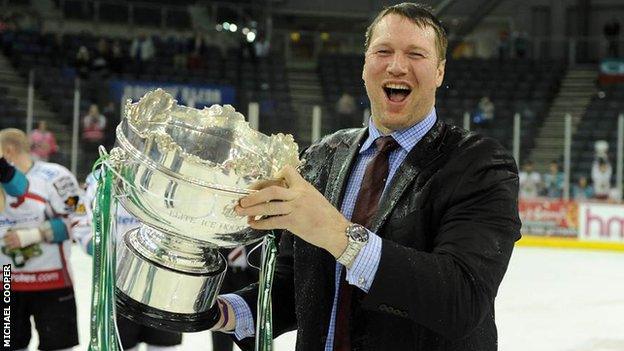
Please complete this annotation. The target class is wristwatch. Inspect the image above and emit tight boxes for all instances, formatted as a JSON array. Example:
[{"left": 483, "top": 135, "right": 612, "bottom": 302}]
[{"left": 336, "top": 223, "right": 369, "bottom": 269}]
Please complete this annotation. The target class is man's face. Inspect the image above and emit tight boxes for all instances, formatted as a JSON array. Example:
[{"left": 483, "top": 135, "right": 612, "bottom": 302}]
[
  {"left": 579, "top": 177, "right": 587, "bottom": 187},
  {"left": 362, "top": 14, "right": 445, "bottom": 134}
]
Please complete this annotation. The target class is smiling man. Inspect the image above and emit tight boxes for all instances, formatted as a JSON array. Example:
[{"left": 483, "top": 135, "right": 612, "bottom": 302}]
[{"left": 208, "top": 3, "right": 521, "bottom": 351}]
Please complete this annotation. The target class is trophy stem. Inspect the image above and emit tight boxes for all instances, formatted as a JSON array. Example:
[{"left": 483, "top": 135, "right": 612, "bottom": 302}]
[
  {"left": 131, "top": 224, "right": 224, "bottom": 273},
  {"left": 115, "top": 225, "right": 227, "bottom": 332}
]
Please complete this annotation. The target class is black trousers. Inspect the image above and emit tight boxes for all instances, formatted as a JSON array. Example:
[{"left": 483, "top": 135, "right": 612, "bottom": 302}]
[{"left": 12, "top": 287, "right": 79, "bottom": 351}]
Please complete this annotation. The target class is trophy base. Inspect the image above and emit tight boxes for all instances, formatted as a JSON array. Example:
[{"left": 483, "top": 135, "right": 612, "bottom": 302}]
[
  {"left": 116, "top": 226, "right": 228, "bottom": 330},
  {"left": 116, "top": 288, "right": 221, "bottom": 332}
]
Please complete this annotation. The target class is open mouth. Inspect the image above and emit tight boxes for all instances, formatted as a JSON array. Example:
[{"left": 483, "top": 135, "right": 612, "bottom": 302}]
[{"left": 383, "top": 83, "right": 412, "bottom": 103}]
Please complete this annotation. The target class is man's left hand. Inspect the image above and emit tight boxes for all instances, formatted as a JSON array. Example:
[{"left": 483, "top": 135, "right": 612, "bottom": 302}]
[
  {"left": 4, "top": 231, "right": 23, "bottom": 250},
  {"left": 235, "top": 165, "right": 350, "bottom": 258}
]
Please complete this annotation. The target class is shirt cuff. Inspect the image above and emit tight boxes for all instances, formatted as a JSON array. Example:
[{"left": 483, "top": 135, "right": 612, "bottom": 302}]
[
  {"left": 345, "top": 231, "right": 382, "bottom": 293},
  {"left": 219, "top": 293, "right": 255, "bottom": 340}
]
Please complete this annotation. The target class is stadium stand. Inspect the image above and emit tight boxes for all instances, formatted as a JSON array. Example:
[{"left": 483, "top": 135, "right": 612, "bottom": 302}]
[{"left": 1, "top": 29, "right": 295, "bottom": 177}]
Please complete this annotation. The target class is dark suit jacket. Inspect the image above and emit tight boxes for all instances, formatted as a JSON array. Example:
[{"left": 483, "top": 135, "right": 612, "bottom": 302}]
[{"left": 234, "top": 119, "right": 521, "bottom": 350}]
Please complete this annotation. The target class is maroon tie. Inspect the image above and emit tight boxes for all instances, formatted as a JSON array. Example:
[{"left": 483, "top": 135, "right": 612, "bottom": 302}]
[{"left": 333, "top": 136, "right": 399, "bottom": 351}]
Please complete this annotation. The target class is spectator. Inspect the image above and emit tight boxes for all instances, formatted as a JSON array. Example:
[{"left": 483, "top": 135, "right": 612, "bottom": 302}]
[
  {"left": 239, "top": 34, "right": 257, "bottom": 63},
  {"left": 517, "top": 101, "right": 535, "bottom": 122},
  {"left": 109, "top": 40, "right": 124, "bottom": 75},
  {"left": 336, "top": 92, "right": 357, "bottom": 129},
  {"left": 130, "top": 33, "right": 155, "bottom": 77},
  {"left": 543, "top": 160, "right": 564, "bottom": 198},
  {"left": 519, "top": 160, "right": 542, "bottom": 198},
  {"left": 572, "top": 176, "right": 594, "bottom": 200},
  {"left": 82, "top": 104, "right": 107, "bottom": 149},
  {"left": 336, "top": 92, "right": 356, "bottom": 115},
  {"left": 592, "top": 158, "right": 612, "bottom": 200},
  {"left": 74, "top": 45, "right": 91, "bottom": 80},
  {"left": 254, "top": 32, "right": 270, "bottom": 58},
  {"left": 513, "top": 31, "right": 528, "bottom": 58},
  {"left": 187, "top": 31, "right": 206, "bottom": 70},
  {"left": 28, "top": 120, "right": 58, "bottom": 161},
  {"left": 473, "top": 96, "right": 495, "bottom": 125},
  {"left": 49, "top": 33, "right": 65, "bottom": 67},
  {"left": 497, "top": 30, "right": 510, "bottom": 61},
  {"left": 102, "top": 101, "right": 118, "bottom": 148},
  {"left": 603, "top": 18, "right": 621, "bottom": 57},
  {"left": 594, "top": 140, "right": 609, "bottom": 160},
  {"left": 91, "top": 38, "right": 110, "bottom": 77},
  {"left": 172, "top": 34, "right": 188, "bottom": 71}
]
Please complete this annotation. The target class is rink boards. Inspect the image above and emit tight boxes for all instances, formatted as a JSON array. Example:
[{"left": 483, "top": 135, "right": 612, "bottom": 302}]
[{"left": 518, "top": 198, "right": 624, "bottom": 251}]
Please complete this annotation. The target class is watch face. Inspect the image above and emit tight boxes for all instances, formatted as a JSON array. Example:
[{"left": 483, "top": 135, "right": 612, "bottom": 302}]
[{"left": 348, "top": 224, "right": 369, "bottom": 242}]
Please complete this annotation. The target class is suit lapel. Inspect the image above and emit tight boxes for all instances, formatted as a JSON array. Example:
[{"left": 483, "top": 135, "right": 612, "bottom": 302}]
[
  {"left": 369, "top": 120, "right": 447, "bottom": 233},
  {"left": 324, "top": 128, "right": 368, "bottom": 207}
]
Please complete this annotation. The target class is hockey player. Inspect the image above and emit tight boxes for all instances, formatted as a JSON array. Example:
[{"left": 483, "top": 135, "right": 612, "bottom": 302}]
[
  {"left": 73, "top": 169, "right": 183, "bottom": 351},
  {"left": 0, "top": 128, "right": 83, "bottom": 351}
]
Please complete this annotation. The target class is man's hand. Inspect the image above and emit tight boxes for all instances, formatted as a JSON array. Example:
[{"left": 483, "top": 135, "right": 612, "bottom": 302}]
[
  {"left": 235, "top": 165, "right": 350, "bottom": 258},
  {"left": 3, "top": 228, "right": 43, "bottom": 249},
  {"left": 210, "top": 298, "right": 237, "bottom": 332}
]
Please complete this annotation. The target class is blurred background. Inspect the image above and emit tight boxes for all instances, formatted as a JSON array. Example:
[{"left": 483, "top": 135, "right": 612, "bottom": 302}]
[{"left": 0, "top": 0, "right": 623, "bottom": 350}]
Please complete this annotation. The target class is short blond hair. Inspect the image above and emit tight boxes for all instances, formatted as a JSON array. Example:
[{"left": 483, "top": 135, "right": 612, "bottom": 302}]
[
  {"left": 365, "top": 2, "right": 447, "bottom": 61},
  {"left": 0, "top": 128, "right": 30, "bottom": 154}
]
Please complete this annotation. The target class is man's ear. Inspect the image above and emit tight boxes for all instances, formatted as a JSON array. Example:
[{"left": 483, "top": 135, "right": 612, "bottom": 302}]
[{"left": 436, "top": 59, "right": 446, "bottom": 88}]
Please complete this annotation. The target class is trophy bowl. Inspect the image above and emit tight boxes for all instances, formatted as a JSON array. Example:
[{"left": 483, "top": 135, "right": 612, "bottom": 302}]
[{"left": 109, "top": 89, "right": 300, "bottom": 332}]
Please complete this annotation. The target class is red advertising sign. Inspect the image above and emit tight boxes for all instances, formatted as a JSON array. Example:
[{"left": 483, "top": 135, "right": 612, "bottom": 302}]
[{"left": 519, "top": 199, "right": 579, "bottom": 237}]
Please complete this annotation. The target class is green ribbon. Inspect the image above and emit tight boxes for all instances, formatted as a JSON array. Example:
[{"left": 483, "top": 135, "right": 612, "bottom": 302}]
[
  {"left": 256, "top": 231, "right": 278, "bottom": 351},
  {"left": 88, "top": 156, "right": 122, "bottom": 351}
]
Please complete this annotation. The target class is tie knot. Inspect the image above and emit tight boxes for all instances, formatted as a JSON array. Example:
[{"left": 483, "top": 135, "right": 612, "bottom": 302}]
[{"left": 375, "top": 136, "right": 399, "bottom": 154}]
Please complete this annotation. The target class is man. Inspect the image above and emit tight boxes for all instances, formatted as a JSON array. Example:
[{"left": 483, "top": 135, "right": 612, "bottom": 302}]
[
  {"left": 591, "top": 157, "right": 612, "bottom": 200},
  {"left": 519, "top": 160, "right": 542, "bottom": 198},
  {"left": 543, "top": 160, "right": 564, "bottom": 198},
  {"left": 211, "top": 3, "right": 520, "bottom": 350},
  {"left": 72, "top": 170, "right": 184, "bottom": 351},
  {"left": 82, "top": 104, "right": 107, "bottom": 148},
  {"left": 0, "top": 128, "right": 83, "bottom": 351}
]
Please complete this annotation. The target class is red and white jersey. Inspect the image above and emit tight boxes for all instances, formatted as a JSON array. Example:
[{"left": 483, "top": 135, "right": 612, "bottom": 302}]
[{"left": 0, "top": 161, "right": 83, "bottom": 291}]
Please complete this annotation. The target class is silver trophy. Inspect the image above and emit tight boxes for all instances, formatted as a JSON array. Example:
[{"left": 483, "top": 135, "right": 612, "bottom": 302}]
[{"left": 108, "top": 89, "right": 300, "bottom": 332}]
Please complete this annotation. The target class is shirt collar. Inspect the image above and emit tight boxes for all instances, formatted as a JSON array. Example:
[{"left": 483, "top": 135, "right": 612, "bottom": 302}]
[{"left": 359, "top": 108, "right": 437, "bottom": 154}]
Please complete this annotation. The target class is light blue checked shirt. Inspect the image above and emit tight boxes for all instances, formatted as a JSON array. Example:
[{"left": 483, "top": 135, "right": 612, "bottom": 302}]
[{"left": 221, "top": 109, "right": 438, "bottom": 347}]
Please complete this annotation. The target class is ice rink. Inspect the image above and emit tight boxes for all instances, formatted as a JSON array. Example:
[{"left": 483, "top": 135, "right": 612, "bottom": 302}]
[{"left": 27, "top": 245, "right": 624, "bottom": 351}]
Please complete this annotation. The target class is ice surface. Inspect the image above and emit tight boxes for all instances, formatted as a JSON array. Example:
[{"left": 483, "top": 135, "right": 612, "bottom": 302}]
[{"left": 26, "top": 245, "right": 624, "bottom": 350}]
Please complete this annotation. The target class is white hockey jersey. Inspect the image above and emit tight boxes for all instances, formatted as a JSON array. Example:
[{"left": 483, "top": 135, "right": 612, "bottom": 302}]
[
  {"left": 0, "top": 161, "right": 83, "bottom": 291},
  {"left": 72, "top": 171, "right": 141, "bottom": 255}
]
